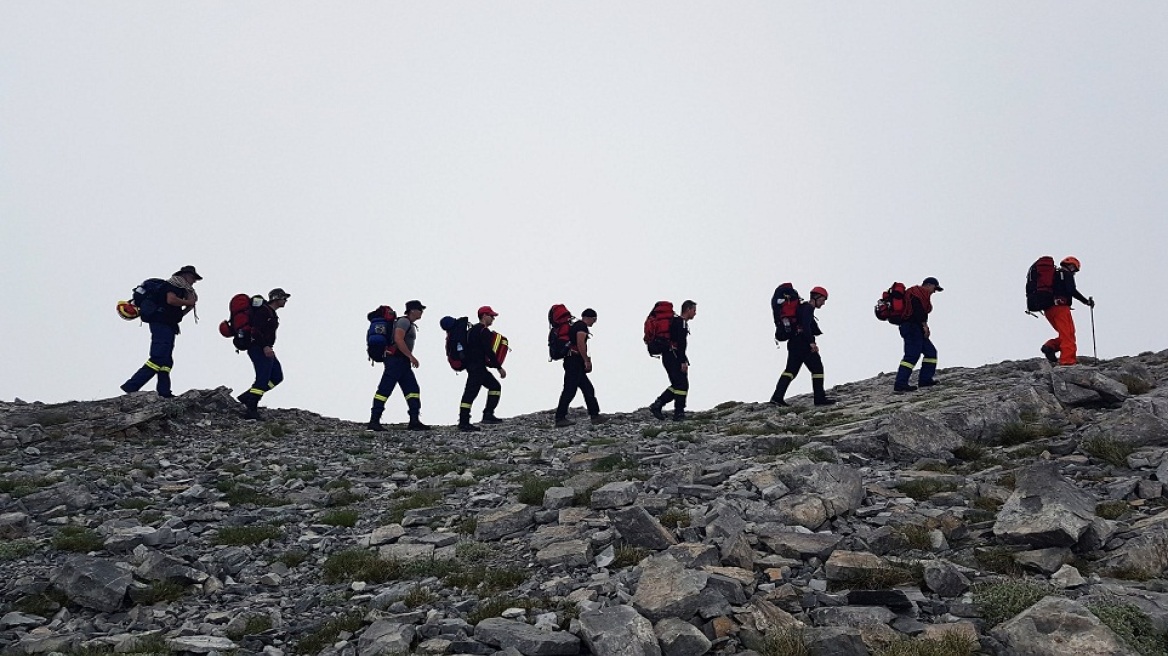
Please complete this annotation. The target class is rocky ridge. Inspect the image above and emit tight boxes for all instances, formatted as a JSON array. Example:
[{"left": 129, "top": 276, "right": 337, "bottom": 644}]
[{"left": 4, "top": 351, "right": 1168, "bottom": 655}]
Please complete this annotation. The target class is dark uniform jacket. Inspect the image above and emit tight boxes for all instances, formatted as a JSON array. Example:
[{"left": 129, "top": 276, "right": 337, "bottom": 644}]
[
  {"left": 251, "top": 303, "right": 280, "bottom": 348},
  {"left": 466, "top": 324, "right": 502, "bottom": 369}
]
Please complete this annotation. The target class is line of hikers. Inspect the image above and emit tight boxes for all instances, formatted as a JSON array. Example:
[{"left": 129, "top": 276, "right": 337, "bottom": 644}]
[{"left": 116, "top": 257, "right": 1092, "bottom": 430}]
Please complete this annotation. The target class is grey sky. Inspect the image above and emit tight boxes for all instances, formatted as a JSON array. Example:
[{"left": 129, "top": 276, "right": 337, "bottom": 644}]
[{"left": 3, "top": 3, "right": 1166, "bottom": 424}]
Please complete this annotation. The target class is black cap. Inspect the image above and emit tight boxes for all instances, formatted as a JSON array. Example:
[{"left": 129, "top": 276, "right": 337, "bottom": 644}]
[
  {"left": 923, "top": 277, "right": 943, "bottom": 291},
  {"left": 174, "top": 265, "right": 202, "bottom": 281},
  {"left": 581, "top": 308, "right": 597, "bottom": 318},
  {"left": 268, "top": 288, "right": 290, "bottom": 301},
  {"left": 405, "top": 300, "right": 426, "bottom": 312}
]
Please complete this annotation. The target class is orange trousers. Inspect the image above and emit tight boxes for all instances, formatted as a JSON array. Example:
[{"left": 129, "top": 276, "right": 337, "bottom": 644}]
[{"left": 1044, "top": 305, "right": 1077, "bottom": 365}]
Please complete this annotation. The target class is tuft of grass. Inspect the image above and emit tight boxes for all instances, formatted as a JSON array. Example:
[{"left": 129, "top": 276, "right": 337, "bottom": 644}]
[
  {"left": 322, "top": 549, "right": 401, "bottom": 583},
  {"left": 0, "top": 539, "right": 37, "bottom": 561},
  {"left": 972, "top": 580, "right": 1055, "bottom": 627},
  {"left": 641, "top": 426, "right": 665, "bottom": 439},
  {"left": 117, "top": 498, "right": 152, "bottom": 510},
  {"left": 52, "top": 525, "right": 104, "bottom": 553},
  {"left": 467, "top": 597, "right": 537, "bottom": 625},
  {"left": 455, "top": 516, "right": 477, "bottom": 536},
  {"left": 760, "top": 625, "right": 809, "bottom": 656},
  {"left": 124, "top": 634, "right": 169, "bottom": 655},
  {"left": 13, "top": 591, "right": 67, "bottom": 617},
  {"left": 385, "top": 490, "right": 444, "bottom": 523},
  {"left": 896, "top": 479, "right": 958, "bottom": 501},
  {"left": 454, "top": 541, "right": 493, "bottom": 563},
  {"left": 136, "top": 579, "right": 187, "bottom": 604},
  {"left": 227, "top": 614, "right": 273, "bottom": 640},
  {"left": 327, "top": 489, "right": 364, "bottom": 506},
  {"left": 516, "top": 474, "right": 563, "bottom": 505},
  {"left": 277, "top": 549, "right": 309, "bottom": 568},
  {"left": 997, "top": 471, "right": 1017, "bottom": 489},
  {"left": 1119, "top": 375, "right": 1153, "bottom": 396},
  {"left": 724, "top": 422, "right": 778, "bottom": 437},
  {"left": 591, "top": 453, "right": 637, "bottom": 472},
  {"left": 996, "top": 422, "right": 1061, "bottom": 446},
  {"left": 971, "top": 497, "right": 1003, "bottom": 512},
  {"left": 659, "top": 507, "right": 691, "bottom": 529},
  {"left": 1082, "top": 437, "right": 1136, "bottom": 468},
  {"left": 294, "top": 611, "right": 364, "bottom": 655},
  {"left": 1087, "top": 601, "right": 1168, "bottom": 656},
  {"left": 444, "top": 566, "right": 527, "bottom": 593},
  {"left": 0, "top": 477, "right": 54, "bottom": 497},
  {"left": 714, "top": 401, "right": 741, "bottom": 411},
  {"left": 403, "top": 585, "right": 439, "bottom": 608},
  {"left": 217, "top": 480, "right": 288, "bottom": 507},
  {"left": 1096, "top": 500, "right": 1130, "bottom": 520},
  {"left": 838, "top": 565, "right": 923, "bottom": 591},
  {"left": 214, "top": 524, "right": 282, "bottom": 546},
  {"left": 266, "top": 421, "right": 290, "bottom": 438},
  {"left": 874, "top": 632, "right": 979, "bottom": 656},
  {"left": 974, "top": 547, "right": 1025, "bottom": 577},
  {"left": 319, "top": 509, "right": 359, "bottom": 527},
  {"left": 612, "top": 545, "right": 651, "bottom": 568},
  {"left": 895, "top": 524, "right": 933, "bottom": 551}
]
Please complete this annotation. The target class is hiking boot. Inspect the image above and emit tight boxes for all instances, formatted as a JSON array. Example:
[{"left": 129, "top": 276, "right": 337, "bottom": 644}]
[
  {"left": 918, "top": 380, "right": 939, "bottom": 387},
  {"left": 893, "top": 385, "right": 918, "bottom": 394},
  {"left": 408, "top": 419, "right": 431, "bottom": 431},
  {"left": 480, "top": 415, "right": 504, "bottom": 425},
  {"left": 120, "top": 383, "right": 135, "bottom": 394},
  {"left": 649, "top": 403, "right": 665, "bottom": 420},
  {"left": 459, "top": 423, "right": 481, "bottom": 432},
  {"left": 590, "top": 414, "right": 609, "bottom": 425},
  {"left": 813, "top": 397, "right": 838, "bottom": 406},
  {"left": 244, "top": 406, "right": 261, "bottom": 421},
  {"left": 672, "top": 412, "right": 686, "bottom": 422},
  {"left": 157, "top": 392, "right": 175, "bottom": 399},
  {"left": 367, "top": 421, "right": 387, "bottom": 432},
  {"left": 236, "top": 391, "right": 250, "bottom": 405},
  {"left": 769, "top": 398, "right": 789, "bottom": 407},
  {"left": 1041, "top": 345, "right": 1058, "bottom": 364},
  {"left": 555, "top": 418, "right": 575, "bottom": 428}
]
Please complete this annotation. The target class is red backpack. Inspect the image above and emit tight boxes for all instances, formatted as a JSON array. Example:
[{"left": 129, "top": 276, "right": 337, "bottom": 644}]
[
  {"left": 1026, "top": 256, "right": 1056, "bottom": 312},
  {"left": 488, "top": 330, "right": 510, "bottom": 366},
  {"left": 771, "top": 283, "right": 801, "bottom": 341},
  {"left": 644, "top": 301, "right": 674, "bottom": 356},
  {"left": 219, "top": 294, "right": 264, "bottom": 351},
  {"left": 547, "top": 304, "right": 574, "bottom": 360},
  {"left": 874, "top": 282, "right": 909, "bottom": 324}
]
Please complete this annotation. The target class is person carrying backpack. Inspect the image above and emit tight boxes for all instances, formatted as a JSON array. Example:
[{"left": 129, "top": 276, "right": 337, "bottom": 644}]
[
  {"left": 237, "top": 288, "right": 290, "bottom": 420},
  {"left": 368, "top": 300, "right": 430, "bottom": 432},
  {"left": 458, "top": 306, "right": 507, "bottom": 432},
  {"left": 1041, "top": 256, "right": 1094, "bottom": 365},
  {"left": 648, "top": 300, "right": 697, "bottom": 421},
  {"left": 554, "top": 308, "right": 608, "bottom": 427},
  {"left": 120, "top": 265, "right": 202, "bottom": 398},
  {"left": 893, "top": 277, "right": 943, "bottom": 393},
  {"left": 769, "top": 288, "right": 837, "bottom": 407}
]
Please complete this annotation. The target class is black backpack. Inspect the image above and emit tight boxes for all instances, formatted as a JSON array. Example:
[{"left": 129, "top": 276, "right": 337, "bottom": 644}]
[
  {"left": 771, "top": 283, "right": 801, "bottom": 341},
  {"left": 131, "top": 279, "right": 169, "bottom": 323}
]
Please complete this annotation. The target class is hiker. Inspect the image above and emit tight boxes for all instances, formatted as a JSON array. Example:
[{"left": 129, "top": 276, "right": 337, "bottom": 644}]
[
  {"left": 649, "top": 300, "right": 697, "bottom": 421},
  {"left": 1041, "top": 257, "right": 1094, "bottom": 366},
  {"left": 458, "top": 306, "right": 507, "bottom": 432},
  {"left": 121, "top": 265, "right": 201, "bottom": 398},
  {"left": 770, "top": 288, "right": 837, "bottom": 406},
  {"left": 893, "top": 277, "right": 943, "bottom": 393},
  {"left": 238, "top": 288, "right": 289, "bottom": 420},
  {"left": 368, "top": 300, "right": 430, "bottom": 432},
  {"left": 554, "top": 308, "right": 608, "bottom": 427}
]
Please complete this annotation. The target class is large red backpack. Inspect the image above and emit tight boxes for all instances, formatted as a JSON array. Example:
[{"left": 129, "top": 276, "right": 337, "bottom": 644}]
[
  {"left": 1026, "top": 256, "right": 1056, "bottom": 312},
  {"left": 874, "top": 282, "right": 909, "bottom": 324},
  {"left": 643, "top": 301, "right": 674, "bottom": 356},
  {"left": 219, "top": 294, "right": 264, "bottom": 351},
  {"left": 547, "top": 304, "right": 574, "bottom": 360},
  {"left": 771, "top": 283, "right": 801, "bottom": 341}
]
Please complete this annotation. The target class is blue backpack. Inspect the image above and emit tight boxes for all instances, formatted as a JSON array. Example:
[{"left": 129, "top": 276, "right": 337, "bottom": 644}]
[
  {"left": 366, "top": 306, "right": 398, "bottom": 363},
  {"left": 132, "top": 279, "right": 169, "bottom": 323}
]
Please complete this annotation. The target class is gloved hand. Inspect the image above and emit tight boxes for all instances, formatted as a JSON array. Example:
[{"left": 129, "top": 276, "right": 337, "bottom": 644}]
[{"left": 1087, "top": 297, "right": 1096, "bottom": 308}]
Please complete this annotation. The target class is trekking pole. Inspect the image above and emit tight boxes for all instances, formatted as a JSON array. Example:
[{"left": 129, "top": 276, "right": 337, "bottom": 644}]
[{"left": 1089, "top": 297, "right": 1097, "bottom": 359}]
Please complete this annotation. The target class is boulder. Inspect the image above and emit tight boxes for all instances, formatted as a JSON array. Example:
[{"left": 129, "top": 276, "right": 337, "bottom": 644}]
[
  {"left": 1083, "top": 395, "right": 1168, "bottom": 447},
  {"left": 578, "top": 605, "right": 661, "bottom": 656},
  {"left": 358, "top": 620, "right": 416, "bottom": 656},
  {"left": 1050, "top": 367, "right": 1130, "bottom": 405},
  {"left": 993, "top": 463, "right": 1097, "bottom": 548},
  {"left": 757, "top": 530, "right": 841, "bottom": 560},
  {"left": 922, "top": 560, "right": 969, "bottom": 597},
  {"left": 631, "top": 554, "right": 709, "bottom": 623},
  {"left": 475, "top": 504, "right": 536, "bottom": 541},
  {"left": 535, "top": 539, "right": 593, "bottom": 568},
  {"left": 654, "top": 618, "right": 711, "bottom": 656},
  {"left": 882, "top": 411, "right": 964, "bottom": 462},
  {"left": 473, "top": 618, "right": 580, "bottom": 656},
  {"left": 591, "top": 482, "right": 641, "bottom": 510},
  {"left": 610, "top": 506, "right": 676, "bottom": 550},
  {"left": 50, "top": 557, "right": 132, "bottom": 612},
  {"left": 993, "top": 596, "right": 1139, "bottom": 655},
  {"left": 774, "top": 462, "right": 863, "bottom": 520},
  {"left": 824, "top": 550, "right": 886, "bottom": 582}
]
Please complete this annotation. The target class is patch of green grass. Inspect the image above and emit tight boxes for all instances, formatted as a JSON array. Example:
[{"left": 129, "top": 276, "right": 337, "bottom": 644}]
[
  {"left": 266, "top": 421, "right": 290, "bottom": 438},
  {"left": 324, "top": 478, "right": 352, "bottom": 490},
  {"left": 227, "top": 614, "right": 274, "bottom": 640},
  {"left": 0, "top": 477, "right": 54, "bottom": 497},
  {"left": 319, "top": 509, "right": 359, "bottom": 527},
  {"left": 13, "top": 591, "right": 66, "bottom": 617},
  {"left": 612, "top": 545, "right": 651, "bottom": 568},
  {"left": 724, "top": 422, "right": 779, "bottom": 436},
  {"left": 277, "top": 549, "right": 309, "bottom": 568},
  {"left": 760, "top": 625, "right": 809, "bottom": 656},
  {"left": 974, "top": 547, "right": 1025, "bottom": 577},
  {"left": 895, "top": 524, "right": 933, "bottom": 551},
  {"left": 835, "top": 564, "right": 923, "bottom": 591},
  {"left": 995, "top": 422, "right": 1061, "bottom": 446},
  {"left": 896, "top": 479, "right": 958, "bottom": 501},
  {"left": 455, "top": 541, "right": 493, "bottom": 563},
  {"left": 409, "top": 459, "right": 464, "bottom": 478},
  {"left": 217, "top": 480, "right": 288, "bottom": 507},
  {"left": 295, "top": 611, "right": 364, "bottom": 655},
  {"left": 997, "top": 471, "right": 1017, "bottom": 489},
  {"left": 52, "top": 525, "right": 104, "bottom": 552},
  {"left": 135, "top": 579, "right": 187, "bottom": 604},
  {"left": 972, "top": 580, "right": 1055, "bottom": 627},
  {"left": 516, "top": 475, "right": 563, "bottom": 505},
  {"left": 327, "top": 489, "right": 364, "bottom": 506},
  {"left": 444, "top": 565, "right": 527, "bottom": 593},
  {"left": 467, "top": 596, "right": 537, "bottom": 625},
  {"left": 641, "top": 426, "right": 665, "bottom": 439},
  {"left": 214, "top": 524, "right": 282, "bottom": 546},
  {"left": 385, "top": 489, "right": 444, "bottom": 523},
  {"left": 1087, "top": 601, "right": 1168, "bottom": 656},
  {"left": 591, "top": 454, "right": 637, "bottom": 472},
  {"left": 659, "top": 507, "right": 691, "bottom": 529},
  {"left": 1082, "top": 437, "right": 1136, "bottom": 468},
  {"left": 1106, "top": 563, "right": 1163, "bottom": 582},
  {"left": 874, "top": 632, "right": 979, "bottom": 656},
  {"left": 455, "top": 516, "right": 477, "bottom": 536},
  {"left": 0, "top": 539, "right": 37, "bottom": 561},
  {"left": 117, "top": 498, "right": 152, "bottom": 510},
  {"left": 123, "top": 633, "right": 169, "bottom": 655},
  {"left": 971, "top": 496, "right": 1003, "bottom": 512},
  {"left": 1096, "top": 500, "right": 1130, "bottom": 520},
  {"left": 915, "top": 461, "right": 953, "bottom": 473},
  {"left": 403, "top": 585, "right": 439, "bottom": 608},
  {"left": 1119, "top": 375, "right": 1154, "bottom": 396},
  {"left": 322, "top": 549, "right": 402, "bottom": 583},
  {"left": 714, "top": 401, "right": 741, "bottom": 411},
  {"left": 587, "top": 436, "right": 618, "bottom": 446}
]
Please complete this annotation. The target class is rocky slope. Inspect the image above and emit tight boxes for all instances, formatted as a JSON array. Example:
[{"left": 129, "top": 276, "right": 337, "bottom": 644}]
[{"left": 4, "top": 351, "right": 1168, "bottom": 656}]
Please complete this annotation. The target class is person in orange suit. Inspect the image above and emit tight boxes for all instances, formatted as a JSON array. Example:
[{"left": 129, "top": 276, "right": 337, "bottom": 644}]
[{"left": 1041, "top": 256, "right": 1094, "bottom": 366}]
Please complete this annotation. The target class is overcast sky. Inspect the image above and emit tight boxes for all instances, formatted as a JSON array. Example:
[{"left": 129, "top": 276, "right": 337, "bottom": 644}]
[{"left": 3, "top": 3, "right": 1166, "bottom": 425}]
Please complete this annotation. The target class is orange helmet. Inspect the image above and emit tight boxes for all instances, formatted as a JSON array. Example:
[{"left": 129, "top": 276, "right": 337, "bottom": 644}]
[
  {"left": 117, "top": 301, "right": 139, "bottom": 320},
  {"left": 1061, "top": 256, "right": 1081, "bottom": 270},
  {"left": 810, "top": 286, "right": 829, "bottom": 299}
]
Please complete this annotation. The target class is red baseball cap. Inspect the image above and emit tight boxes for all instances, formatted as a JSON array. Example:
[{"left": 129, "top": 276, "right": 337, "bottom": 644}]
[{"left": 477, "top": 306, "right": 498, "bottom": 317}]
